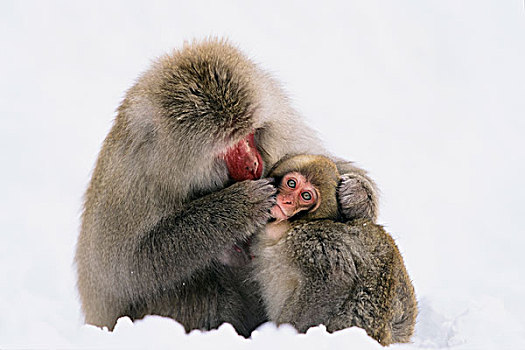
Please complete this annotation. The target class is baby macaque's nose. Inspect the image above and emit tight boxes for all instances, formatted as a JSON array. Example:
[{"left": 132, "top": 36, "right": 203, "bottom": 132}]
[{"left": 281, "top": 195, "right": 293, "bottom": 205}]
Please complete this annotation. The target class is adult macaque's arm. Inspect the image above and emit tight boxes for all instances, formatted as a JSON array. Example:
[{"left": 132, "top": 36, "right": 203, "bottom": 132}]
[{"left": 334, "top": 160, "right": 379, "bottom": 222}]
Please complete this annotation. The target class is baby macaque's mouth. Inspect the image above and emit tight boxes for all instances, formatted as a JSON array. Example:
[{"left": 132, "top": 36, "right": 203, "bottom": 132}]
[{"left": 271, "top": 204, "right": 289, "bottom": 221}]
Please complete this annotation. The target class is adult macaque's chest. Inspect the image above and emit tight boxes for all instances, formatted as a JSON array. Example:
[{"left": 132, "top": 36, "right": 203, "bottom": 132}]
[
  {"left": 252, "top": 220, "right": 301, "bottom": 320},
  {"left": 219, "top": 221, "right": 291, "bottom": 267}
]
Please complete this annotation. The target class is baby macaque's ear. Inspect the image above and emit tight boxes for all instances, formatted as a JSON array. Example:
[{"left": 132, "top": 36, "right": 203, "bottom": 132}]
[{"left": 308, "top": 191, "right": 322, "bottom": 213}]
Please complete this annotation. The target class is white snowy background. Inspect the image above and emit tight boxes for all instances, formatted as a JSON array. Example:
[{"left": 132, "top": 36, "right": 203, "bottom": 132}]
[{"left": 1, "top": 0, "right": 524, "bottom": 348}]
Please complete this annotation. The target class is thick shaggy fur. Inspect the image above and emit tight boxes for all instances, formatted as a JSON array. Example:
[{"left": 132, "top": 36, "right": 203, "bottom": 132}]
[
  {"left": 75, "top": 39, "right": 379, "bottom": 335},
  {"left": 252, "top": 219, "right": 417, "bottom": 346}
]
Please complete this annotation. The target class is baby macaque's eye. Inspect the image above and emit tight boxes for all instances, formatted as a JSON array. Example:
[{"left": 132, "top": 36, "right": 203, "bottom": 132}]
[
  {"left": 287, "top": 179, "right": 296, "bottom": 189},
  {"left": 301, "top": 191, "right": 312, "bottom": 201}
]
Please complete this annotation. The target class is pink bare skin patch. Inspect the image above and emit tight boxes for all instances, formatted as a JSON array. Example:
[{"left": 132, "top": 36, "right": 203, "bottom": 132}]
[
  {"left": 270, "top": 172, "right": 319, "bottom": 222},
  {"left": 223, "top": 133, "right": 263, "bottom": 181},
  {"left": 219, "top": 132, "right": 264, "bottom": 266}
]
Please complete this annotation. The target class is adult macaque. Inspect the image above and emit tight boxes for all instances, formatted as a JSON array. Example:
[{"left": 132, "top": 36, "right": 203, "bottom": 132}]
[
  {"left": 252, "top": 154, "right": 417, "bottom": 346},
  {"left": 75, "top": 39, "right": 379, "bottom": 336}
]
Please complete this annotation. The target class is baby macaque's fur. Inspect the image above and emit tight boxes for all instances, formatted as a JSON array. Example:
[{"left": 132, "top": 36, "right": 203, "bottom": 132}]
[{"left": 252, "top": 154, "right": 417, "bottom": 346}]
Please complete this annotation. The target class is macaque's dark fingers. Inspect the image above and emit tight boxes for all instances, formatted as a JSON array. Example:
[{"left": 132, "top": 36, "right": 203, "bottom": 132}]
[
  {"left": 244, "top": 179, "right": 277, "bottom": 204},
  {"left": 265, "top": 177, "right": 276, "bottom": 185}
]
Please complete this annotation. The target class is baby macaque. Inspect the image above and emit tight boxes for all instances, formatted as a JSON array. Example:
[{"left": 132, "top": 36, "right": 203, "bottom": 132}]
[{"left": 252, "top": 154, "right": 417, "bottom": 346}]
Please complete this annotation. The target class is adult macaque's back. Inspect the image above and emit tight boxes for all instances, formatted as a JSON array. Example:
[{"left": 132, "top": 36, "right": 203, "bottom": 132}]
[
  {"left": 75, "top": 39, "right": 379, "bottom": 336},
  {"left": 253, "top": 219, "right": 417, "bottom": 345}
]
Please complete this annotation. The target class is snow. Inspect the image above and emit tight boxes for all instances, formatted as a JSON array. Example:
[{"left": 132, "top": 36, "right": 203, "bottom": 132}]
[{"left": 1, "top": 0, "right": 524, "bottom": 348}]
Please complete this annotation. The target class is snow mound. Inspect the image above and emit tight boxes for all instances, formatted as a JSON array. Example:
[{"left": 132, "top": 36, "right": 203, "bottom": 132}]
[
  {"left": 77, "top": 317, "right": 382, "bottom": 350},
  {"left": 412, "top": 295, "right": 525, "bottom": 349}
]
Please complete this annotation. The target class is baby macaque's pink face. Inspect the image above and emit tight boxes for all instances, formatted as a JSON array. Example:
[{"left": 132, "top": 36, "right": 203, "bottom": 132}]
[{"left": 271, "top": 172, "right": 320, "bottom": 222}]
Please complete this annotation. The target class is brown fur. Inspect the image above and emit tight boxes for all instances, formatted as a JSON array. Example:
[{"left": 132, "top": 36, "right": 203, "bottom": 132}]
[
  {"left": 75, "top": 38, "right": 379, "bottom": 336},
  {"left": 253, "top": 155, "right": 417, "bottom": 345},
  {"left": 269, "top": 154, "right": 340, "bottom": 221},
  {"left": 253, "top": 219, "right": 417, "bottom": 346}
]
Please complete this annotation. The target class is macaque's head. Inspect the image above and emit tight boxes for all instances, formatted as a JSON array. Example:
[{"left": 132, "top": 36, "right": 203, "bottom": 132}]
[{"left": 268, "top": 154, "right": 340, "bottom": 222}]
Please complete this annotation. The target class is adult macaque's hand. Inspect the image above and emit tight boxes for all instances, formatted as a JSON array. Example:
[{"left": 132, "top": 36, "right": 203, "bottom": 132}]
[{"left": 338, "top": 173, "right": 378, "bottom": 221}]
